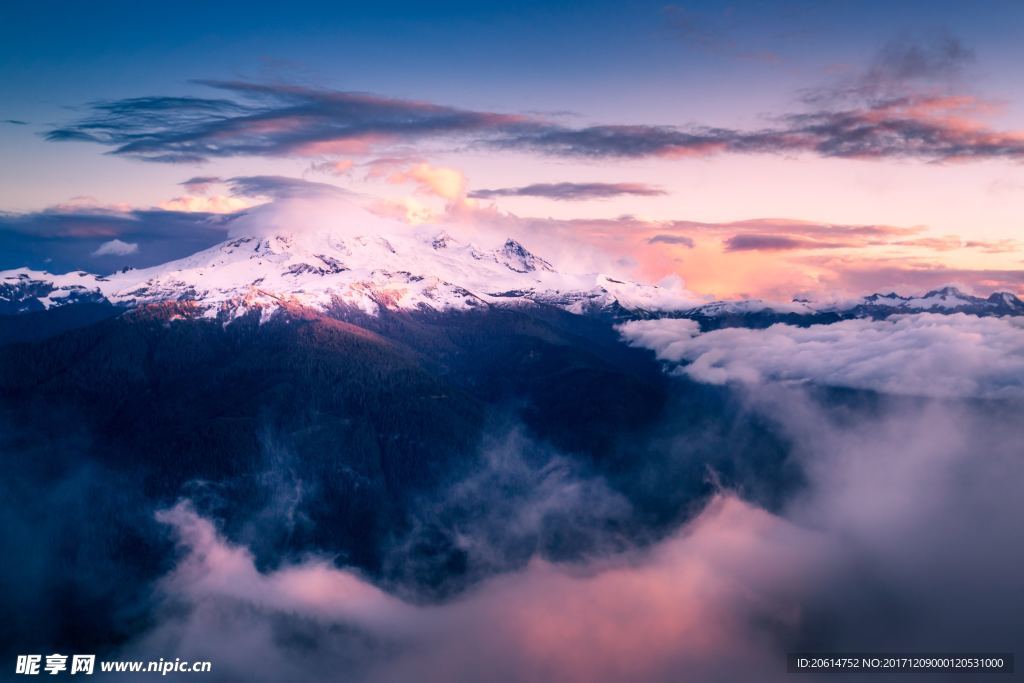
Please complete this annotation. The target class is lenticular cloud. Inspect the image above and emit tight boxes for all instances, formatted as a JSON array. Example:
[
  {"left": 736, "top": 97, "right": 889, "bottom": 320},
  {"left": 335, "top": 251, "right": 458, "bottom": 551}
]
[{"left": 619, "top": 313, "right": 1024, "bottom": 399}]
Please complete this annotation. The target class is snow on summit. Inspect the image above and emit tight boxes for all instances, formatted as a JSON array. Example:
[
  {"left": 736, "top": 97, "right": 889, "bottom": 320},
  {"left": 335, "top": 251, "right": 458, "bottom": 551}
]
[{"left": 0, "top": 221, "right": 698, "bottom": 319}]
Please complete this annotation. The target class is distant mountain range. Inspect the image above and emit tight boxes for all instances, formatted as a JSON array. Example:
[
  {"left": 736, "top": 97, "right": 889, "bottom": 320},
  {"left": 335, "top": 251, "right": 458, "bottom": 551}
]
[{"left": 3, "top": 227, "right": 1020, "bottom": 326}]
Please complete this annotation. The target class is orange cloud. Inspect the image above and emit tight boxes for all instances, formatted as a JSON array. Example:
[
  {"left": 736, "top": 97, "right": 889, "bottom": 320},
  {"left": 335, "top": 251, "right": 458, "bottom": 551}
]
[
  {"left": 386, "top": 162, "right": 467, "bottom": 201},
  {"left": 159, "top": 194, "right": 256, "bottom": 214}
]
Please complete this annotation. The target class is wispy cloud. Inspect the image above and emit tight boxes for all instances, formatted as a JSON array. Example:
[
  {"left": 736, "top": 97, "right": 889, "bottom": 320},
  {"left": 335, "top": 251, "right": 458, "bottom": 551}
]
[
  {"left": 46, "top": 41, "right": 1024, "bottom": 166},
  {"left": 307, "top": 159, "right": 355, "bottom": 176},
  {"left": 470, "top": 182, "right": 665, "bottom": 201},
  {"left": 225, "top": 175, "right": 352, "bottom": 199},
  {"left": 493, "top": 124, "right": 741, "bottom": 159},
  {"left": 724, "top": 234, "right": 847, "bottom": 252},
  {"left": 45, "top": 80, "right": 530, "bottom": 163},
  {"left": 893, "top": 235, "right": 1022, "bottom": 253},
  {"left": 161, "top": 175, "right": 350, "bottom": 213},
  {"left": 802, "top": 32, "right": 976, "bottom": 106},
  {"left": 647, "top": 234, "right": 695, "bottom": 247},
  {"left": 494, "top": 94, "right": 1024, "bottom": 161},
  {"left": 180, "top": 176, "right": 222, "bottom": 193},
  {"left": 630, "top": 217, "right": 920, "bottom": 244}
]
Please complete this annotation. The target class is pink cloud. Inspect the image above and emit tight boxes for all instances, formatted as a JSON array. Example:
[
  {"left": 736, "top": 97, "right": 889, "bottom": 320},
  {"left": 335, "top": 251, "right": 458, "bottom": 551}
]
[
  {"left": 158, "top": 194, "right": 255, "bottom": 214},
  {"left": 131, "top": 495, "right": 826, "bottom": 683}
]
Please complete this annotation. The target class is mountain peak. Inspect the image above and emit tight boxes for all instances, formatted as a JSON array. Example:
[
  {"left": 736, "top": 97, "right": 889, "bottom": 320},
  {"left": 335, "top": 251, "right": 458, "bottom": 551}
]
[
  {"left": 496, "top": 238, "right": 554, "bottom": 273},
  {"left": 923, "top": 285, "right": 969, "bottom": 299},
  {"left": 0, "top": 227, "right": 691, "bottom": 320},
  {"left": 986, "top": 291, "right": 1024, "bottom": 309}
]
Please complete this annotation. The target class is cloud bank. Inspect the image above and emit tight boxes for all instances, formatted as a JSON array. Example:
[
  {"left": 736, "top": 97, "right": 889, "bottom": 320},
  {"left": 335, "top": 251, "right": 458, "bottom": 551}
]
[
  {"left": 128, "top": 495, "right": 823, "bottom": 683},
  {"left": 120, "top": 381, "right": 1024, "bottom": 682},
  {"left": 619, "top": 313, "right": 1024, "bottom": 399}
]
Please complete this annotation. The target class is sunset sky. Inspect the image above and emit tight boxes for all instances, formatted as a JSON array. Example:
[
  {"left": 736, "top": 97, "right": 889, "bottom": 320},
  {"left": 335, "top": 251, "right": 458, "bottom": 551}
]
[{"left": 3, "top": 0, "right": 1024, "bottom": 299}]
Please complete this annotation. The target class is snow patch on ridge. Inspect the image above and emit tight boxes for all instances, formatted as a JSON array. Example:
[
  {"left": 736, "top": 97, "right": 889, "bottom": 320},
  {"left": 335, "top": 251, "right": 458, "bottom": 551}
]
[{"left": 0, "top": 227, "right": 698, "bottom": 320}]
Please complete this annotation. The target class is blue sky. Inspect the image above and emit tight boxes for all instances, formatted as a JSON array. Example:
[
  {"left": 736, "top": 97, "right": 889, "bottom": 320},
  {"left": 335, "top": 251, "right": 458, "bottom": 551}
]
[{"left": 1, "top": 1, "right": 1017, "bottom": 137}]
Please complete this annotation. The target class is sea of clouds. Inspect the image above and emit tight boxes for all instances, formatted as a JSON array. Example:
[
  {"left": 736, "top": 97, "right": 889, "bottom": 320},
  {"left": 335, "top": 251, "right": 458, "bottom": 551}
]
[{"left": 102, "top": 311, "right": 1024, "bottom": 682}]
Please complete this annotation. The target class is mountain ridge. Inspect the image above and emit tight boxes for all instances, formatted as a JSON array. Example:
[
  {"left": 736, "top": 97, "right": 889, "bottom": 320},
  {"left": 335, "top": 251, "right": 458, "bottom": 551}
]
[
  {"left": 0, "top": 228, "right": 695, "bottom": 320},
  {"left": 3, "top": 227, "right": 1022, "bottom": 323}
]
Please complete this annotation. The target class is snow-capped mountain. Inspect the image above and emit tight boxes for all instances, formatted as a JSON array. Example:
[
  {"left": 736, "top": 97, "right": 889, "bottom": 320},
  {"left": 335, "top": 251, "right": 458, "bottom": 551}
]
[
  {"left": 0, "top": 269, "right": 110, "bottom": 315},
  {"left": 685, "top": 286, "right": 1024, "bottom": 321},
  {"left": 843, "top": 287, "right": 1024, "bottom": 315},
  {"left": 0, "top": 227, "right": 695, "bottom": 319},
  {"left": 4, "top": 224, "right": 1022, "bottom": 325}
]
